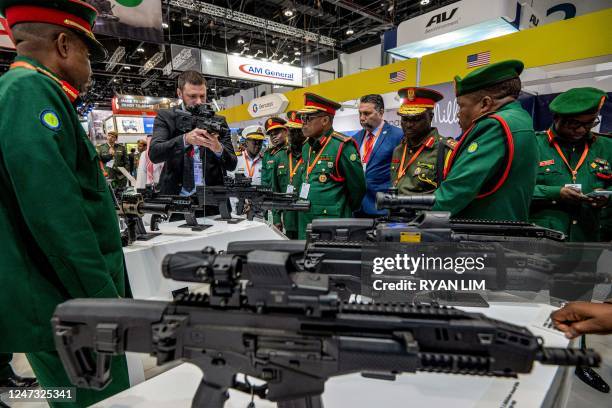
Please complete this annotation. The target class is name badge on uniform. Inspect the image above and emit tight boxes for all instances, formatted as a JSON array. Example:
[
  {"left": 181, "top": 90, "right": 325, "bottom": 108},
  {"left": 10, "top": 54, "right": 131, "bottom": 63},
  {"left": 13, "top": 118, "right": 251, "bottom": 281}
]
[
  {"left": 300, "top": 183, "right": 310, "bottom": 199},
  {"left": 565, "top": 183, "right": 582, "bottom": 192},
  {"left": 286, "top": 185, "right": 295, "bottom": 194}
]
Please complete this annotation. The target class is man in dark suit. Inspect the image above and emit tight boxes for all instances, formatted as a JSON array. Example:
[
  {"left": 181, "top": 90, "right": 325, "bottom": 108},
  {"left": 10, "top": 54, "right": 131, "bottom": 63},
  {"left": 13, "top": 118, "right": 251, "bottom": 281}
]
[
  {"left": 353, "top": 94, "right": 403, "bottom": 217},
  {"left": 149, "top": 71, "right": 237, "bottom": 215}
]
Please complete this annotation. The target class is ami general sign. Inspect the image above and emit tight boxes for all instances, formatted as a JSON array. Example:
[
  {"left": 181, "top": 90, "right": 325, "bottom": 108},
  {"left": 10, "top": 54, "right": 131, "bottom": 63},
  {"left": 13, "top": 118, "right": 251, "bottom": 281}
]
[{"left": 227, "top": 55, "right": 303, "bottom": 87}]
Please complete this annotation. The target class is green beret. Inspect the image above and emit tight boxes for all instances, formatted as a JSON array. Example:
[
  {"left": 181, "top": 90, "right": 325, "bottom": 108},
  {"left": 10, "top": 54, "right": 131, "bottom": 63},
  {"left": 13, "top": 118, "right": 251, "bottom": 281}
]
[
  {"left": 455, "top": 59, "right": 524, "bottom": 97},
  {"left": 549, "top": 87, "right": 607, "bottom": 116}
]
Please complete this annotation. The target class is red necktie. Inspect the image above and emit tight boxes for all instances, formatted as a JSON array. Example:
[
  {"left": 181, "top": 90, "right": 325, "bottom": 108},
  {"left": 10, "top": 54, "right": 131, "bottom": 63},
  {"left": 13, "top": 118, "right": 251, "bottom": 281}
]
[{"left": 363, "top": 132, "right": 375, "bottom": 164}]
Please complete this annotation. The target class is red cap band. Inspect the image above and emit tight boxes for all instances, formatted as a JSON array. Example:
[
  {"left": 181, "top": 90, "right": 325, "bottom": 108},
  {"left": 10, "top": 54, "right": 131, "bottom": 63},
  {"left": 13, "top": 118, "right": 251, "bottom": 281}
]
[
  {"left": 6, "top": 5, "right": 92, "bottom": 36},
  {"left": 402, "top": 97, "right": 436, "bottom": 107},
  {"left": 306, "top": 100, "right": 337, "bottom": 115}
]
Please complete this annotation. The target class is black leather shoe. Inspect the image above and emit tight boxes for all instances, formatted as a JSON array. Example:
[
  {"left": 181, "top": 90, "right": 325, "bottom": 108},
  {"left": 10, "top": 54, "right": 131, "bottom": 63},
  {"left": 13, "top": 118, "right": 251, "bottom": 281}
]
[
  {"left": 575, "top": 366, "right": 610, "bottom": 393},
  {"left": 0, "top": 374, "right": 38, "bottom": 388}
]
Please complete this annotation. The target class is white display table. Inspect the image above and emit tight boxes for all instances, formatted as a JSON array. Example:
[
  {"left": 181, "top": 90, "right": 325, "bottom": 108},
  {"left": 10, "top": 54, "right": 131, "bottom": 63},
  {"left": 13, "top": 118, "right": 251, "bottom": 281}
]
[
  {"left": 96, "top": 302, "right": 571, "bottom": 408},
  {"left": 123, "top": 216, "right": 285, "bottom": 300}
]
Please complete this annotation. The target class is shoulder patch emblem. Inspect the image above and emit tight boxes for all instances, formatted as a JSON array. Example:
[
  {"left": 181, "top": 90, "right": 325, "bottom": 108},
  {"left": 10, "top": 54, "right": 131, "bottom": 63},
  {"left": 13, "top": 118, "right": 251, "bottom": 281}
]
[
  {"left": 349, "top": 153, "right": 358, "bottom": 161},
  {"left": 40, "top": 110, "right": 61, "bottom": 131},
  {"left": 467, "top": 142, "right": 478, "bottom": 153}
]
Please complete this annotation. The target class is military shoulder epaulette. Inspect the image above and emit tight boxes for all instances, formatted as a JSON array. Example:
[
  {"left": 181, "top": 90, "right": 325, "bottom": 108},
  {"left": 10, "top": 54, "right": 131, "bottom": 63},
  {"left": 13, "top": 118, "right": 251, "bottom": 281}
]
[
  {"left": 592, "top": 131, "right": 611, "bottom": 138},
  {"left": 443, "top": 137, "right": 458, "bottom": 150},
  {"left": 331, "top": 131, "right": 351, "bottom": 142}
]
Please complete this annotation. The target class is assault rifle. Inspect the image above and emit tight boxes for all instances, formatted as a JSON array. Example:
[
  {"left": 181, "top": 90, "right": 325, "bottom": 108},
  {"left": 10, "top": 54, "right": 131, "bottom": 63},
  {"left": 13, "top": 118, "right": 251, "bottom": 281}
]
[
  {"left": 196, "top": 174, "right": 310, "bottom": 223},
  {"left": 53, "top": 248, "right": 600, "bottom": 408}
]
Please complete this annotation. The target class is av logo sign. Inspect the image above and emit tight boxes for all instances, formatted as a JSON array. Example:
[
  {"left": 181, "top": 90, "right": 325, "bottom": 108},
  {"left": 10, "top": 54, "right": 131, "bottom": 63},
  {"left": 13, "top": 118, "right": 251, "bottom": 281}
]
[{"left": 426, "top": 7, "right": 458, "bottom": 27}]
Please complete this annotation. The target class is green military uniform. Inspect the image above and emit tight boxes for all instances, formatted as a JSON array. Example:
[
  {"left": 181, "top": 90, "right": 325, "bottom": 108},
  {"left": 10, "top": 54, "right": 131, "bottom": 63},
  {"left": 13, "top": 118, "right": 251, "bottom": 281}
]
[
  {"left": 390, "top": 87, "right": 455, "bottom": 194},
  {"left": 97, "top": 141, "right": 128, "bottom": 187},
  {"left": 0, "top": 1, "right": 128, "bottom": 406},
  {"left": 391, "top": 128, "right": 455, "bottom": 194},
  {"left": 529, "top": 88, "right": 611, "bottom": 242},
  {"left": 296, "top": 93, "right": 366, "bottom": 239},
  {"left": 261, "top": 118, "right": 287, "bottom": 189},
  {"left": 433, "top": 60, "right": 538, "bottom": 221},
  {"left": 271, "top": 146, "right": 305, "bottom": 238}
]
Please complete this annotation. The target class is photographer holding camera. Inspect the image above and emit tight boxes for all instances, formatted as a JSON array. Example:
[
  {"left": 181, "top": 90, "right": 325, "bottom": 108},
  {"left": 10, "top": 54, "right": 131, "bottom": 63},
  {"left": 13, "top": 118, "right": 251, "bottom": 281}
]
[{"left": 149, "top": 71, "right": 237, "bottom": 214}]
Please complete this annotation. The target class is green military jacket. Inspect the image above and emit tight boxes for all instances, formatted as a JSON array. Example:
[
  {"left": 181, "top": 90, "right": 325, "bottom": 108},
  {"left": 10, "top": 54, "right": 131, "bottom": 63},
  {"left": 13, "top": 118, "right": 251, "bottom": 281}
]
[
  {"left": 0, "top": 56, "right": 125, "bottom": 352},
  {"left": 261, "top": 144, "right": 285, "bottom": 188},
  {"left": 433, "top": 101, "right": 538, "bottom": 221},
  {"left": 97, "top": 142, "right": 127, "bottom": 187},
  {"left": 298, "top": 129, "right": 366, "bottom": 239},
  {"left": 529, "top": 129, "right": 612, "bottom": 242},
  {"left": 390, "top": 128, "right": 455, "bottom": 194},
  {"left": 271, "top": 145, "right": 306, "bottom": 235}
]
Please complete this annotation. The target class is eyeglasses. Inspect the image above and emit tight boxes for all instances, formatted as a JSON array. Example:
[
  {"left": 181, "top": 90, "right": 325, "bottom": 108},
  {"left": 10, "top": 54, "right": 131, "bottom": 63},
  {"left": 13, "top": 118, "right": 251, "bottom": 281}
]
[
  {"left": 561, "top": 117, "right": 601, "bottom": 130},
  {"left": 300, "top": 113, "right": 327, "bottom": 123},
  {"left": 400, "top": 114, "right": 427, "bottom": 124}
]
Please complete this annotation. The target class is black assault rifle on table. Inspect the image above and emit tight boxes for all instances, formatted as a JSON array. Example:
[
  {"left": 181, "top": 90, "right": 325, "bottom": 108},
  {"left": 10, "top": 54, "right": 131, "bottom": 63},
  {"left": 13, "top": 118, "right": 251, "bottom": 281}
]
[
  {"left": 52, "top": 247, "right": 600, "bottom": 408},
  {"left": 111, "top": 186, "right": 163, "bottom": 246},
  {"left": 196, "top": 174, "right": 310, "bottom": 223},
  {"left": 225, "top": 192, "right": 609, "bottom": 303}
]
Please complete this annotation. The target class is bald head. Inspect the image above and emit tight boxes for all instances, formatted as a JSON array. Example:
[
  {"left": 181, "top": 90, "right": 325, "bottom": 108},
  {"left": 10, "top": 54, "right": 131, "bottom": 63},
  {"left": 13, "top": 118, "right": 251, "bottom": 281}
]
[{"left": 11, "top": 22, "right": 92, "bottom": 94}]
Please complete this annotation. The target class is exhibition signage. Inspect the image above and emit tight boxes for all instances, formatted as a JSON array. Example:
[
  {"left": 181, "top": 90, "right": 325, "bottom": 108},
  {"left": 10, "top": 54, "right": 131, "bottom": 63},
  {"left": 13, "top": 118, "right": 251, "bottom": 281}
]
[
  {"left": 86, "top": 0, "right": 163, "bottom": 43},
  {"left": 112, "top": 95, "right": 180, "bottom": 115},
  {"left": 227, "top": 55, "right": 303, "bottom": 87},
  {"left": 247, "top": 94, "right": 290, "bottom": 118},
  {"left": 392, "top": 0, "right": 518, "bottom": 57}
]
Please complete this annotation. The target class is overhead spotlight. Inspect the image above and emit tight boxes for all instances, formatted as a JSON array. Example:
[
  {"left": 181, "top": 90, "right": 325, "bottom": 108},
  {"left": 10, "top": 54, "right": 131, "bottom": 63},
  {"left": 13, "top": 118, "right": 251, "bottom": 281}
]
[
  {"left": 162, "top": 22, "right": 169, "bottom": 29},
  {"left": 284, "top": 9, "right": 294, "bottom": 17},
  {"left": 346, "top": 28, "right": 354, "bottom": 36},
  {"left": 211, "top": 88, "right": 216, "bottom": 91},
  {"left": 294, "top": 51, "right": 301, "bottom": 56},
  {"left": 305, "top": 66, "right": 313, "bottom": 74},
  {"left": 124, "top": 66, "right": 131, "bottom": 70},
  {"left": 237, "top": 38, "right": 245, "bottom": 44},
  {"left": 136, "top": 47, "right": 145, "bottom": 53},
  {"left": 420, "top": 0, "right": 430, "bottom": 5}
]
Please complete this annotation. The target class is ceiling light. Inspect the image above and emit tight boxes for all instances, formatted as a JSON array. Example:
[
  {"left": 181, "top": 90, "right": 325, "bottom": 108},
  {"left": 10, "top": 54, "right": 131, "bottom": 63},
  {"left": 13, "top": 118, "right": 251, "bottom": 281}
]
[
  {"left": 136, "top": 47, "right": 145, "bottom": 53},
  {"left": 346, "top": 28, "right": 354, "bottom": 36},
  {"left": 305, "top": 66, "right": 313, "bottom": 74},
  {"left": 294, "top": 51, "right": 301, "bottom": 56},
  {"left": 420, "top": 0, "right": 430, "bottom": 5},
  {"left": 284, "top": 9, "right": 294, "bottom": 17},
  {"left": 237, "top": 38, "right": 245, "bottom": 44},
  {"left": 211, "top": 88, "right": 216, "bottom": 91},
  {"left": 162, "top": 22, "right": 168, "bottom": 29},
  {"left": 124, "top": 66, "right": 131, "bottom": 70}
]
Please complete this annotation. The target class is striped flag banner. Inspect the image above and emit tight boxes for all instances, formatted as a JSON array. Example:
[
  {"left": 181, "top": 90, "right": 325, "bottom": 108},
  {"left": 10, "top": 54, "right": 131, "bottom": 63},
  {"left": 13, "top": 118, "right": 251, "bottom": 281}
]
[
  {"left": 467, "top": 51, "right": 490, "bottom": 68},
  {"left": 0, "top": 18, "right": 15, "bottom": 50},
  {"left": 389, "top": 69, "right": 406, "bottom": 84}
]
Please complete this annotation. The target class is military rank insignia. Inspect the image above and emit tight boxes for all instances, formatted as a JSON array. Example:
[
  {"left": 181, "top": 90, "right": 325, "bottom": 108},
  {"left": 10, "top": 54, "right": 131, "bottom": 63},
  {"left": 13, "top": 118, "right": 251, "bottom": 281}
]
[
  {"left": 40, "top": 110, "right": 61, "bottom": 131},
  {"left": 407, "top": 89, "right": 415, "bottom": 101},
  {"left": 319, "top": 174, "right": 327, "bottom": 183}
]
